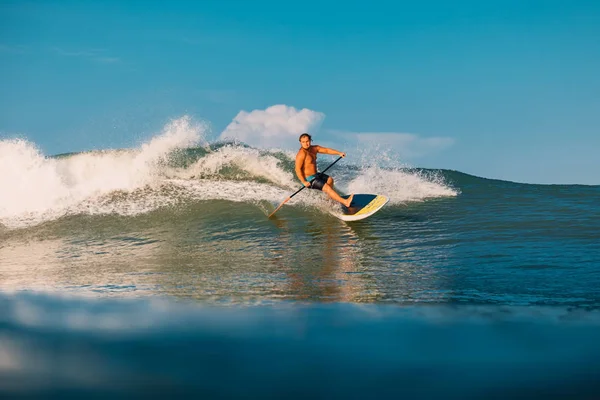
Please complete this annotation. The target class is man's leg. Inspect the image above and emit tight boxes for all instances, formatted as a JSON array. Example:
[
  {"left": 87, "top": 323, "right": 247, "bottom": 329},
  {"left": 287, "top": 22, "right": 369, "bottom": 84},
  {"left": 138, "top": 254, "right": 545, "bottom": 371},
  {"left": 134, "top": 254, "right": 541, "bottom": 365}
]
[{"left": 322, "top": 183, "right": 353, "bottom": 208}]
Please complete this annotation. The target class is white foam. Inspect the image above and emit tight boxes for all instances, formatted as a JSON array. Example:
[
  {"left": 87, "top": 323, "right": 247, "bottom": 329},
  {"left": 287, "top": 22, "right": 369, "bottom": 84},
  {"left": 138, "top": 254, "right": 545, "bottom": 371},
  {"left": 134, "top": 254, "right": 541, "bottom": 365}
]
[
  {"left": 347, "top": 166, "right": 458, "bottom": 204},
  {"left": 0, "top": 117, "right": 205, "bottom": 229},
  {"left": 0, "top": 117, "right": 458, "bottom": 229},
  {"left": 172, "top": 145, "right": 297, "bottom": 188},
  {"left": 343, "top": 147, "right": 459, "bottom": 204}
]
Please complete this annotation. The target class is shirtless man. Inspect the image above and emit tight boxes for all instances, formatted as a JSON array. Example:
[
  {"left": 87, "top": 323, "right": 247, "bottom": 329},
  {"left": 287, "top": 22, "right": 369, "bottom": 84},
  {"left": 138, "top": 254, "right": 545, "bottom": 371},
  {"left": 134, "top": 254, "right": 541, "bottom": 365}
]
[{"left": 295, "top": 133, "right": 354, "bottom": 207}]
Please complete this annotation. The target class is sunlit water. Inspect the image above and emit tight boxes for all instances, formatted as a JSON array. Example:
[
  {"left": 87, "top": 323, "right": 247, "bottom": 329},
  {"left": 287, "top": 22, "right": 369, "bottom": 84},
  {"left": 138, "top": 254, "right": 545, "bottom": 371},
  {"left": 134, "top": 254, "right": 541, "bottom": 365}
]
[{"left": 1, "top": 125, "right": 599, "bottom": 398}]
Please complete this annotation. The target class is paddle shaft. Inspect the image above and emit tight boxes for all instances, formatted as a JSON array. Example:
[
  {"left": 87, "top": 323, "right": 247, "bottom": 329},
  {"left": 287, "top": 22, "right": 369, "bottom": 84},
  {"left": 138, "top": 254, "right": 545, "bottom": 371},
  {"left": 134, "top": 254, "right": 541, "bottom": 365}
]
[{"left": 268, "top": 156, "right": 343, "bottom": 218}]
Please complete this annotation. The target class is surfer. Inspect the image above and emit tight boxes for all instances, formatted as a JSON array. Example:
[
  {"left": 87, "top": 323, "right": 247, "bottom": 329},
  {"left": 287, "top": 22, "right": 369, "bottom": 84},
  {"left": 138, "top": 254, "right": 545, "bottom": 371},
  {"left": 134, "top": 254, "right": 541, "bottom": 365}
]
[{"left": 295, "top": 133, "right": 354, "bottom": 208}]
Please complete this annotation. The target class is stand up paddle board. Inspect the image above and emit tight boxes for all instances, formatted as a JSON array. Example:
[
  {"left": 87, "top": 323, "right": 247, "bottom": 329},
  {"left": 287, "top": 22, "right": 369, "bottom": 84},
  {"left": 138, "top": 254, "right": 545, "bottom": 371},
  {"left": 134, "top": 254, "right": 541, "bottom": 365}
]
[{"left": 331, "top": 194, "right": 389, "bottom": 221}]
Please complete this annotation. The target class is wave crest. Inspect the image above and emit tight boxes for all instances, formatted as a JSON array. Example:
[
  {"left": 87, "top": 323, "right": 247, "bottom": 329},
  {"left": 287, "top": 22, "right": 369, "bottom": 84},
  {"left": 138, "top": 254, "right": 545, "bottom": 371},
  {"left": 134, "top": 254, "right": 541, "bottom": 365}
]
[{"left": 0, "top": 117, "right": 458, "bottom": 229}]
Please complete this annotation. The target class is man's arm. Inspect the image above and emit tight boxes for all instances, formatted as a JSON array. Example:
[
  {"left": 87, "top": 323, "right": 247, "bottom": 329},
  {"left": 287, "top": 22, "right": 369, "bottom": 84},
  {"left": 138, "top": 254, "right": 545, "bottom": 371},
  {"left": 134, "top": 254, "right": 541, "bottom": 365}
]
[
  {"left": 295, "top": 151, "right": 311, "bottom": 187},
  {"left": 314, "top": 145, "right": 346, "bottom": 157}
]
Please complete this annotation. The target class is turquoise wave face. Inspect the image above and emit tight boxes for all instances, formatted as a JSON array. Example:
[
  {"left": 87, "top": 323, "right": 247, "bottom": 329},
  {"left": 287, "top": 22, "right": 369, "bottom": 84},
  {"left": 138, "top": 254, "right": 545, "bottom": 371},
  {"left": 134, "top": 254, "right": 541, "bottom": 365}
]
[
  {"left": 2, "top": 136, "right": 600, "bottom": 398},
  {"left": 2, "top": 137, "right": 599, "bottom": 307},
  {"left": 1, "top": 169, "right": 599, "bottom": 307},
  {"left": 1, "top": 140, "right": 459, "bottom": 229}
]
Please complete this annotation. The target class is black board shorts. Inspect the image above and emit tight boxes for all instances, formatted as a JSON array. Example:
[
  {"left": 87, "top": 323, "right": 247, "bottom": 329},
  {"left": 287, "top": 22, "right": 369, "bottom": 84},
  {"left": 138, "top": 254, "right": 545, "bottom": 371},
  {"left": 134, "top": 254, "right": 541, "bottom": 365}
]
[{"left": 308, "top": 173, "right": 329, "bottom": 191}]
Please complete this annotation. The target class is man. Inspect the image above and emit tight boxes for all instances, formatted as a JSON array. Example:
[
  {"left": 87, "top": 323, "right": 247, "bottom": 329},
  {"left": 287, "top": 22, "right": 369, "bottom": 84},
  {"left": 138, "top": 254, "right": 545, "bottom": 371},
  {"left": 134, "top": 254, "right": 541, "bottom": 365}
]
[{"left": 295, "top": 133, "right": 354, "bottom": 208}]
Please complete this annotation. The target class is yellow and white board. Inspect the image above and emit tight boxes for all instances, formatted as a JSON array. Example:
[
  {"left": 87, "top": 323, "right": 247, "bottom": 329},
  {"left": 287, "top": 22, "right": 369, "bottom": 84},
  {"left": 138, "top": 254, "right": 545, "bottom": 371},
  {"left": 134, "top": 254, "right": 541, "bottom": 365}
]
[{"left": 332, "top": 194, "right": 389, "bottom": 221}]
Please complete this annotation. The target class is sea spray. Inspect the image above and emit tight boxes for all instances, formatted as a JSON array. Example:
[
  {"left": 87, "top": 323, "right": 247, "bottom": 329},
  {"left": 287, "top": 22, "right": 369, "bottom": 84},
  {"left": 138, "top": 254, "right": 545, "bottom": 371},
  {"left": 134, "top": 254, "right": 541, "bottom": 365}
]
[
  {"left": 173, "top": 145, "right": 297, "bottom": 189},
  {"left": 347, "top": 145, "right": 459, "bottom": 204},
  {"left": 0, "top": 117, "right": 205, "bottom": 228},
  {"left": 0, "top": 118, "right": 457, "bottom": 229}
]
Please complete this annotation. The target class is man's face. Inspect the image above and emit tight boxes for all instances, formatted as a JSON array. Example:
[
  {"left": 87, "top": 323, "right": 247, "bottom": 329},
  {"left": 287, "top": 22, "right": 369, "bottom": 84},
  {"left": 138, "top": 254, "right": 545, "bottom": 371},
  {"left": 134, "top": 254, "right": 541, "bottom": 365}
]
[{"left": 300, "top": 136, "right": 311, "bottom": 149}]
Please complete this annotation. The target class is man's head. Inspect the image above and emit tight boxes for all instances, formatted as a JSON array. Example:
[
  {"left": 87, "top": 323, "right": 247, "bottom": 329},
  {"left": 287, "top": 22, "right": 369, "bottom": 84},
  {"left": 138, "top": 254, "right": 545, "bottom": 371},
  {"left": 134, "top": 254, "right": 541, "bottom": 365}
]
[{"left": 299, "top": 133, "right": 312, "bottom": 149}]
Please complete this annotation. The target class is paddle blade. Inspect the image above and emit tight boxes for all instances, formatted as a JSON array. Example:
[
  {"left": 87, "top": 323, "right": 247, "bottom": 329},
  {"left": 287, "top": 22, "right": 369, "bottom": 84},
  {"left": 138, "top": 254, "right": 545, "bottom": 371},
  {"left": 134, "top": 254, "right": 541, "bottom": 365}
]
[{"left": 268, "top": 197, "right": 291, "bottom": 218}]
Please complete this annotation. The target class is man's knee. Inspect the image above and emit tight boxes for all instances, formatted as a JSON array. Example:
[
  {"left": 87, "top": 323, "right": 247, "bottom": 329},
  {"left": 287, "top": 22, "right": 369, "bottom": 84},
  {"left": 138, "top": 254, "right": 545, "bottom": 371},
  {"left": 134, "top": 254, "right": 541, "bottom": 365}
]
[{"left": 327, "top": 177, "right": 334, "bottom": 185}]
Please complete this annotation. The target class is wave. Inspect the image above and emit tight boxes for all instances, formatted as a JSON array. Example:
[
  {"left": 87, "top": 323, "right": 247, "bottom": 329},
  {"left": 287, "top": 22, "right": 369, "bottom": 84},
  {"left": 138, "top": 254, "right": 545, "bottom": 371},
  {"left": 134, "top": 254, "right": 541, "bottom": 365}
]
[{"left": 0, "top": 117, "right": 459, "bottom": 230}]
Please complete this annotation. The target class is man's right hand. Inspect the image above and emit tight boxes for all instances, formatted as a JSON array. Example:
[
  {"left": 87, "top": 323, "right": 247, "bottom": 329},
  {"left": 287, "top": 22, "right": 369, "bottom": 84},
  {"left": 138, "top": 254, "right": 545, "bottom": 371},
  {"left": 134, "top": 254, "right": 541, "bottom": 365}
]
[{"left": 303, "top": 181, "right": 311, "bottom": 187}]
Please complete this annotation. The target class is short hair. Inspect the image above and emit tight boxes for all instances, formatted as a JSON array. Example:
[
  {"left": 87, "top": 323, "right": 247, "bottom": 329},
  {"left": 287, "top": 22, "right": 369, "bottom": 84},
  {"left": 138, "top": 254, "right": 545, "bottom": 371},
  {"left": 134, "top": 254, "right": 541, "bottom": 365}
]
[{"left": 299, "top": 133, "right": 312, "bottom": 142}]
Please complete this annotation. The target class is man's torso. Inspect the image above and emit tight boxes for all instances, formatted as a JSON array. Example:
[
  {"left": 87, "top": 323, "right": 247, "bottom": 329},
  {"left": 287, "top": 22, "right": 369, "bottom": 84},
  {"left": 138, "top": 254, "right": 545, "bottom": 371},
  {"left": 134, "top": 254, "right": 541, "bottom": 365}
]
[{"left": 298, "top": 146, "right": 318, "bottom": 176}]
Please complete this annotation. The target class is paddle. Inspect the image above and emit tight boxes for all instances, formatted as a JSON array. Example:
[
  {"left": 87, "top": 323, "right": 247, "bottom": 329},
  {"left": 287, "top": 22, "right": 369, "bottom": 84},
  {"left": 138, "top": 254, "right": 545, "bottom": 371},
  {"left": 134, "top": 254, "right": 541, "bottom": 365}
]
[{"left": 268, "top": 156, "right": 343, "bottom": 218}]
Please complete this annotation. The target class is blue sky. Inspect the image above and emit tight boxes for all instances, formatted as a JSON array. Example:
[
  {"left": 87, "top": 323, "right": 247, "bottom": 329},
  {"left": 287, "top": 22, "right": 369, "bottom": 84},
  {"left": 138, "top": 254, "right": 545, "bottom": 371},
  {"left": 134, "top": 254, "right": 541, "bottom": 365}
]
[{"left": 1, "top": 0, "right": 599, "bottom": 184}]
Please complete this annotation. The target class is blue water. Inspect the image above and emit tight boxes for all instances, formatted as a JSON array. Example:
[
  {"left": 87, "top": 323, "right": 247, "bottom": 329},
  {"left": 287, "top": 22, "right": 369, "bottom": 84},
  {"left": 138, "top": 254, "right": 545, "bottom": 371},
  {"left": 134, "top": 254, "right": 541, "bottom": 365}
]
[
  {"left": 2, "top": 294, "right": 600, "bottom": 399},
  {"left": 1, "top": 143, "right": 599, "bottom": 397}
]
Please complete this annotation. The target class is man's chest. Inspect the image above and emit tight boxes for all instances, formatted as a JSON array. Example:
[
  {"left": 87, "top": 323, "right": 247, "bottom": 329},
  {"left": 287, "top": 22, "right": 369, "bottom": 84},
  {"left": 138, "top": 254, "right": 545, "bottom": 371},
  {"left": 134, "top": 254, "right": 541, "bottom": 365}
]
[{"left": 304, "top": 149, "right": 317, "bottom": 164}]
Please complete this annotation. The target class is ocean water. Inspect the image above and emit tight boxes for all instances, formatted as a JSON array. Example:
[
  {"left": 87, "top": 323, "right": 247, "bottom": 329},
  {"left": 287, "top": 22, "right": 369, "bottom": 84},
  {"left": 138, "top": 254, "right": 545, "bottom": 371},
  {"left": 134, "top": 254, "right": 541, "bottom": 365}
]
[{"left": 1, "top": 118, "right": 599, "bottom": 398}]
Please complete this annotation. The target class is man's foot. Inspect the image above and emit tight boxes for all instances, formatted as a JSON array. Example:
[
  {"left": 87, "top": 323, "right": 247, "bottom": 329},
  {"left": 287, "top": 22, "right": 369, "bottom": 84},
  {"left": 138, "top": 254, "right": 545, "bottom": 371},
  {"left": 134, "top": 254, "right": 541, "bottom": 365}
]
[{"left": 343, "top": 194, "right": 354, "bottom": 208}]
